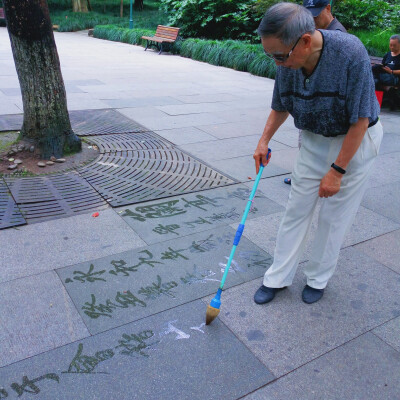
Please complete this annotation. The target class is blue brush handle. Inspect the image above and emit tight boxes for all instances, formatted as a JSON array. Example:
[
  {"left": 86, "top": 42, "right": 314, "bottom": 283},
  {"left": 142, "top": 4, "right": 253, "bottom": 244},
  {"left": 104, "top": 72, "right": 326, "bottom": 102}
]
[{"left": 219, "top": 149, "right": 271, "bottom": 289}]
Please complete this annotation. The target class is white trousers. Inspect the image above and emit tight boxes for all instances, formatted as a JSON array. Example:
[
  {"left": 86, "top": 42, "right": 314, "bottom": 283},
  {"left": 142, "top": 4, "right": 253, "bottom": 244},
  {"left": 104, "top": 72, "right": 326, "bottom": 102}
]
[{"left": 263, "top": 121, "right": 383, "bottom": 289}]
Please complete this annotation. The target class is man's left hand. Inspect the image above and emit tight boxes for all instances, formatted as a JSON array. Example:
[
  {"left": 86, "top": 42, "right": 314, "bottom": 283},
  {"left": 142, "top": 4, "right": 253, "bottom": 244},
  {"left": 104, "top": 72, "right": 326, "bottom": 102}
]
[{"left": 319, "top": 169, "right": 343, "bottom": 198}]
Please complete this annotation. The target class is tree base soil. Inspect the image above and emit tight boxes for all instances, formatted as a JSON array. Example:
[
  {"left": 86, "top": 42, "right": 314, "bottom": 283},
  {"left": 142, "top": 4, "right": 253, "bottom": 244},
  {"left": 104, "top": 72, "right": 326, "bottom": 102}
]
[{"left": 0, "top": 131, "right": 99, "bottom": 175}]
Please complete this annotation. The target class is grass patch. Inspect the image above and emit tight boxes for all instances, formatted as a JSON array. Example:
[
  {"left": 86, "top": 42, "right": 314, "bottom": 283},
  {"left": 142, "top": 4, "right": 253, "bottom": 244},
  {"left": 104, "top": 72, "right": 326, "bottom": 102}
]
[{"left": 0, "top": 131, "right": 19, "bottom": 154}]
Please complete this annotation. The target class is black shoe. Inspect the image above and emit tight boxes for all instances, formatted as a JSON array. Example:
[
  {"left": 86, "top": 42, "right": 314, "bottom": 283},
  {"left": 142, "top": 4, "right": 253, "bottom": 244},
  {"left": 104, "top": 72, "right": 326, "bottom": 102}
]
[
  {"left": 254, "top": 285, "right": 287, "bottom": 304},
  {"left": 302, "top": 285, "right": 324, "bottom": 304}
]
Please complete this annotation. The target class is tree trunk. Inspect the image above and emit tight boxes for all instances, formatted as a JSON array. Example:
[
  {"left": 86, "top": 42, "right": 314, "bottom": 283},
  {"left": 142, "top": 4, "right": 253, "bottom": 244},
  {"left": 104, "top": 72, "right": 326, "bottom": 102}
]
[
  {"left": 72, "top": 0, "right": 88, "bottom": 13},
  {"left": 120, "top": 0, "right": 123, "bottom": 18},
  {"left": 3, "top": 0, "right": 81, "bottom": 159},
  {"left": 134, "top": 0, "right": 143, "bottom": 11},
  {"left": 87, "top": 0, "right": 92, "bottom": 12}
]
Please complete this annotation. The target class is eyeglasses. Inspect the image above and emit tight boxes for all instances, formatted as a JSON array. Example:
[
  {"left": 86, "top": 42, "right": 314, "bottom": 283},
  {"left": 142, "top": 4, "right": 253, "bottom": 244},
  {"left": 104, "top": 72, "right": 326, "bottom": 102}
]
[{"left": 264, "top": 36, "right": 302, "bottom": 63}]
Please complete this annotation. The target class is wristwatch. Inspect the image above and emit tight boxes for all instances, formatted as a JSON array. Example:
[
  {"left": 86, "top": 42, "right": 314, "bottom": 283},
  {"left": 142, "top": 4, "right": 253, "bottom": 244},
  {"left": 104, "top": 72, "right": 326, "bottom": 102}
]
[{"left": 331, "top": 163, "right": 346, "bottom": 174}]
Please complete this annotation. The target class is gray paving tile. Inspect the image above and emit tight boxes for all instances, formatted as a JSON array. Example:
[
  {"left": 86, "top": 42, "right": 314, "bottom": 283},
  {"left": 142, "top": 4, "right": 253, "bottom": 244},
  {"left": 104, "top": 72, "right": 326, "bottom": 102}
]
[
  {"left": 0, "top": 301, "right": 274, "bottom": 400},
  {"left": 269, "top": 147, "right": 299, "bottom": 173},
  {"left": 57, "top": 226, "right": 273, "bottom": 334},
  {"left": 179, "top": 136, "right": 290, "bottom": 163},
  {"left": 379, "top": 133, "right": 400, "bottom": 154},
  {"left": 242, "top": 205, "right": 400, "bottom": 262},
  {"left": 366, "top": 152, "right": 400, "bottom": 188},
  {"left": 207, "top": 247, "right": 400, "bottom": 377},
  {"left": 119, "top": 110, "right": 227, "bottom": 131},
  {"left": 115, "top": 184, "right": 284, "bottom": 244},
  {"left": 270, "top": 127, "right": 300, "bottom": 148},
  {"left": 353, "top": 229, "right": 400, "bottom": 274},
  {"left": 244, "top": 333, "right": 400, "bottom": 400},
  {"left": 362, "top": 181, "right": 400, "bottom": 223},
  {"left": 0, "top": 87, "right": 21, "bottom": 96},
  {"left": 156, "top": 102, "right": 231, "bottom": 115},
  {"left": 0, "top": 271, "right": 89, "bottom": 368},
  {"left": 196, "top": 121, "right": 266, "bottom": 139},
  {"left": 103, "top": 97, "right": 183, "bottom": 108},
  {"left": 373, "top": 317, "right": 400, "bottom": 352},
  {"left": 154, "top": 126, "right": 218, "bottom": 145},
  {"left": 66, "top": 79, "right": 105, "bottom": 86},
  {"left": 0, "top": 209, "right": 145, "bottom": 284},
  {"left": 174, "top": 93, "right": 240, "bottom": 103},
  {"left": 206, "top": 156, "right": 289, "bottom": 182}
]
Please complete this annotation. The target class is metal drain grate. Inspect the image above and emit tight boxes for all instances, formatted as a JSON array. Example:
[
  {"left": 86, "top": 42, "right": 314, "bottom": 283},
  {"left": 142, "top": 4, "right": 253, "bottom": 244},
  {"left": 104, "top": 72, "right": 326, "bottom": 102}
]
[
  {"left": 85, "top": 132, "right": 174, "bottom": 153},
  {"left": 0, "top": 114, "right": 23, "bottom": 131},
  {"left": 0, "top": 179, "right": 26, "bottom": 229},
  {"left": 4, "top": 172, "right": 109, "bottom": 223},
  {"left": 78, "top": 150, "right": 236, "bottom": 206},
  {"left": 70, "top": 109, "right": 150, "bottom": 136}
]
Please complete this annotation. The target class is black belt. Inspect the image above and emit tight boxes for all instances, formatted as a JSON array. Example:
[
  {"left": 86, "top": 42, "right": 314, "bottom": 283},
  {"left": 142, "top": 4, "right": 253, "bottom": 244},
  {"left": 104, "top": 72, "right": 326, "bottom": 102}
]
[{"left": 368, "top": 117, "right": 379, "bottom": 128}]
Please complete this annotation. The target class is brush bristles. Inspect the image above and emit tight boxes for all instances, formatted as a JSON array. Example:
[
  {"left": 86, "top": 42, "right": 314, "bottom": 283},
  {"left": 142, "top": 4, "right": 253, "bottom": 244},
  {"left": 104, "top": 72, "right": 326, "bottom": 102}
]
[{"left": 205, "top": 305, "right": 220, "bottom": 325}]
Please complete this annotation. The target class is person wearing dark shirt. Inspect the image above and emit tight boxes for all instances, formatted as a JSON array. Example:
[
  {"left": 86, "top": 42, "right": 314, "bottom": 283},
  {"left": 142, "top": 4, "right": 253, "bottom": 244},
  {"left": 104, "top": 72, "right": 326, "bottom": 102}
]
[
  {"left": 303, "top": 0, "right": 347, "bottom": 32},
  {"left": 372, "top": 35, "right": 400, "bottom": 87}
]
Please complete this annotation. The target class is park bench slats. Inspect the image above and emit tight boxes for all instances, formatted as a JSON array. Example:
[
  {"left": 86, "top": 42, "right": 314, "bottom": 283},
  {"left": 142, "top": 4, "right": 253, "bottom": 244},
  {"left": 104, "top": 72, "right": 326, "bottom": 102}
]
[{"left": 141, "top": 25, "right": 180, "bottom": 54}]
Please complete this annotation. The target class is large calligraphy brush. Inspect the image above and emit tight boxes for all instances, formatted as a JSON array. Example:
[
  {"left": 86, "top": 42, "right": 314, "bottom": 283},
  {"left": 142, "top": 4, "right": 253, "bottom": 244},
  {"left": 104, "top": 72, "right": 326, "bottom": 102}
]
[{"left": 206, "top": 149, "right": 271, "bottom": 325}]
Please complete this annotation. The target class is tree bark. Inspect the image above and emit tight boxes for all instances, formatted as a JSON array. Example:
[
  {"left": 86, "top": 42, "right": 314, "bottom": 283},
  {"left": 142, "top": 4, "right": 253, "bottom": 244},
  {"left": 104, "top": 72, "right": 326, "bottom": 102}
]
[
  {"left": 120, "top": 0, "right": 123, "bottom": 17},
  {"left": 3, "top": 0, "right": 81, "bottom": 159},
  {"left": 72, "top": 0, "right": 88, "bottom": 13}
]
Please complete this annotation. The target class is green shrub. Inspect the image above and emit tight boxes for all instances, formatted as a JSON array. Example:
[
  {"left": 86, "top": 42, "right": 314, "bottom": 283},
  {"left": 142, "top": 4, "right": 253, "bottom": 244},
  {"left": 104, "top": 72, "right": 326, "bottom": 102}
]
[
  {"left": 334, "top": 0, "right": 400, "bottom": 31},
  {"left": 94, "top": 25, "right": 154, "bottom": 45},
  {"left": 93, "top": 25, "right": 276, "bottom": 78},
  {"left": 159, "top": 0, "right": 260, "bottom": 40},
  {"left": 353, "top": 29, "right": 398, "bottom": 57}
]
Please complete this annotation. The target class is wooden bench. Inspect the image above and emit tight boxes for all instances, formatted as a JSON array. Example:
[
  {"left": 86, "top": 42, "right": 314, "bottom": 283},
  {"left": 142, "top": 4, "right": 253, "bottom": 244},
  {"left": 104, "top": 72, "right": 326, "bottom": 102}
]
[
  {"left": 141, "top": 25, "right": 180, "bottom": 55},
  {"left": 370, "top": 55, "right": 400, "bottom": 110}
]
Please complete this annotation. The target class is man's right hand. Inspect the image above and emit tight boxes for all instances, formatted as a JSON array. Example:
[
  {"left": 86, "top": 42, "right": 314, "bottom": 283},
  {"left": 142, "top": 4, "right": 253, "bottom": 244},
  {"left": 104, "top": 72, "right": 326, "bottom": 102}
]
[{"left": 253, "top": 139, "right": 271, "bottom": 174}]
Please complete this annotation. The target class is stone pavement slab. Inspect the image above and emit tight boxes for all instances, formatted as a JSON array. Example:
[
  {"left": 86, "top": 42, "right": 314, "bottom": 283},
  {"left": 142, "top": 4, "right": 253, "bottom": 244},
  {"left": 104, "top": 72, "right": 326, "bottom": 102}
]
[
  {"left": 207, "top": 247, "right": 400, "bottom": 378},
  {"left": 0, "top": 209, "right": 145, "bottom": 283},
  {"left": 196, "top": 120, "right": 266, "bottom": 139},
  {"left": 103, "top": 96, "right": 183, "bottom": 108},
  {"left": 373, "top": 317, "right": 400, "bottom": 352},
  {"left": 0, "top": 271, "right": 89, "bottom": 368},
  {"left": 57, "top": 226, "right": 273, "bottom": 334},
  {"left": 243, "top": 333, "right": 400, "bottom": 400},
  {"left": 206, "top": 156, "right": 289, "bottom": 182},
  {"left": 0, "top": 301, "right": 274, "bottom": 400},
  {"left": 362, "top": 181, "right": 400, "bottom": 223},
  {"left": 115, "top": 184, "right": 284, "bottom": 244},
  {"left": 155, "top": 126, "right": 218, "bottom": 145},
  {"left": 353, "top": 229, "right": 400, "bottom": 274},
  {"left": 366, "top": 152, "right": 400, "bottom": 189}
]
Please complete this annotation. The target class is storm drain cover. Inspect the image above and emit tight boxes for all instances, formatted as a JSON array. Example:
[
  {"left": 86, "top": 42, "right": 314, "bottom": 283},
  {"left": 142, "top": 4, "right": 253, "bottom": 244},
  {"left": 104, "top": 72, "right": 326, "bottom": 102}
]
[
  {"left": 0, "top": 179, "right": 26, "bottom": 229},
  {"left": 4, "top": 172, "right": 108, "bottom": 223},
  {"left": 70, "top": 109, "right": 150, "bottom": 136},
  {"left": 78, "top": 149, "right": 236, "bottom": 206}
]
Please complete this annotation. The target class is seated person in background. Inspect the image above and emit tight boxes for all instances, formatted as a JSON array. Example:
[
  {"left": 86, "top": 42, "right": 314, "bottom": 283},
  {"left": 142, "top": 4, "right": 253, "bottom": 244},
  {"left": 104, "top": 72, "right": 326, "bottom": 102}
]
[
  {"left": 303, "top": 0, "right": 347, "bottom": 32},
  {"left": 372, "top": 34, "right": 400, "bottom": 87}
]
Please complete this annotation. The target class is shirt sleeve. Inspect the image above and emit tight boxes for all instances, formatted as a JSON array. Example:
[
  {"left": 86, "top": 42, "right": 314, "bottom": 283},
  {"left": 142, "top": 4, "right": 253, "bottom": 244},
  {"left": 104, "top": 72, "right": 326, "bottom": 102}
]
[
  {"left": 345, "top": 48, "right": 378, "bottom": 125},
  {"left": 271, "top": 68, "right": 287, "bottom": 112}
]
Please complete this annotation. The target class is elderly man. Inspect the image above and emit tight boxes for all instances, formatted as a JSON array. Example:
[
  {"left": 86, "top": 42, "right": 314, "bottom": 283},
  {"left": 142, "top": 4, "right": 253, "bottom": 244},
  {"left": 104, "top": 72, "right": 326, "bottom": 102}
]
[
  {"left": 253, "top": 3, "right": 382, "bottom": 304},
  {"left": 304, "top": 0, "right": 346, "bottom": 32},
  {"left": 372, "top": 34, "right": 400, "bottom": 88},
  {"left": 284, "top": 0, "right": 346, "bottom": 186}
]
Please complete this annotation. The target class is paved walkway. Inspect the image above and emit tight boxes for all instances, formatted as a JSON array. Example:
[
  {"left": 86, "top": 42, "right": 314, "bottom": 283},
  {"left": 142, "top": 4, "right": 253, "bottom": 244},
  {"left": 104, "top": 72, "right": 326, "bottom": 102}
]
[{"left": 0, "top": 28, "right": 400, "bottom": 399}]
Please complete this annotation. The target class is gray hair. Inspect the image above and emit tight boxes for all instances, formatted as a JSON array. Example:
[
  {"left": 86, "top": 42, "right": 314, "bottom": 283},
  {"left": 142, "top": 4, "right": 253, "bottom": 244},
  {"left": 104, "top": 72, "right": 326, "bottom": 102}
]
[
  {"left": 258, "top": 2, "right": 315, "bottom": 46},
  {"left": 390, "top": 34, "right": 400, "bottom": 43}
]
